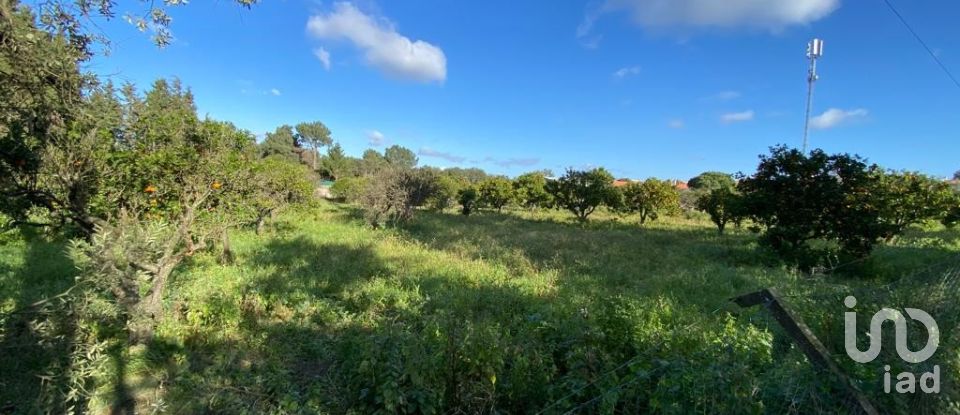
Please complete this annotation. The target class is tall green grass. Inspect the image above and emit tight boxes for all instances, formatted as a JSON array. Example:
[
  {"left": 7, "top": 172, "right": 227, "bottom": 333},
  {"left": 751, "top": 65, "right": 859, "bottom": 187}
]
[{"left": 1, "top": 203, "right": 958, "bottom": 413}]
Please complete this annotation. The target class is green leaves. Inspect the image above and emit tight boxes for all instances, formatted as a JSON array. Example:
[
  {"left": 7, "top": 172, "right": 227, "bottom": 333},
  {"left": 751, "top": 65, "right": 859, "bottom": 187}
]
[
  {"left": 620, "top": 179, "right": 681, "bottom": 225},
  {"left": 477, "top": 177, "right": 515, "bottom": 212},
  {"left": 547, "top": 168, "right": 618, "bottom": 222}
]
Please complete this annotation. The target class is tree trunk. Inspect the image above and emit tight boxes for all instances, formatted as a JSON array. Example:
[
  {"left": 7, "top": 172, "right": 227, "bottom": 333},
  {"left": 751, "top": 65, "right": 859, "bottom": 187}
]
[
  {"left": 256, "top": 216, "right": 266, "bottom": 235},
  {"left": 220, "top": 229, "right": 234, "bottom": 265}
]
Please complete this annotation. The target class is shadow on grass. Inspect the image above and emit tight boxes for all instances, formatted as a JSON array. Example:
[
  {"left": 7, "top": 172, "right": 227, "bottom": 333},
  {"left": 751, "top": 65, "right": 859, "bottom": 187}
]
[{"left": 0, "top": 230, "right": 77, "bottom": 413}]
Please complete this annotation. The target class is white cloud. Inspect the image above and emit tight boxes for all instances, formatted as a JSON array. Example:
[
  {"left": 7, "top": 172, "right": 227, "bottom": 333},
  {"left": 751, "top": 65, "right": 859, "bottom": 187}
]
[
  {"left": 810, "top": 108, "right": 868, "bottom": 129},
  {"left": 367, "top": 130, "right": 386, "bottom": 146},
  {"left": 702, "top": 90, "right": 741, "bottom": 102},
  {"left": 493, "top": 158, "right": 540, "bottom": 168},
  {"left": 580, "top": 0, "right": 838, "bottom": 39},
  {"left": 721, "top": 110, "right": 755, "bottom": 123},
  {"left": 307, "top": 3, "right": 447, "bottom": 83},
  {"left": 314, "top": 47, "right": 331, "bottom": 70},
  {"left": 613, "top": 65, "right": 641, "bottom": 79},
  {"left": 419, "top": 147, "right": 466, "bottom": 163},
  {"left": 270, "top": 88, "right": 281, "bottom": 96},
  {"left": 668, "top": 119, "right": 685, "bottom": 129}
]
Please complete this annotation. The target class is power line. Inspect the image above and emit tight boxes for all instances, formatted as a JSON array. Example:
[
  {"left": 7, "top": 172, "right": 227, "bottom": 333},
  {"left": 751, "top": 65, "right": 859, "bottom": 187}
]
[{"left": 880, "top": 0, "right": 960, "bottom": 91}]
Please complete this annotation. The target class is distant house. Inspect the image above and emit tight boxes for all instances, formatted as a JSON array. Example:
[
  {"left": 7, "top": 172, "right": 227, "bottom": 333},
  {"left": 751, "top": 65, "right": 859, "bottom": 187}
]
[
  {"left": 672, "top": 180, "right": 689, "bottom": 190},
  {"left": 613, "top": 179, "right": 633, "bottom": 188},
  {"left": 948, "top": 179, "right": 960, "bottom": 192}
]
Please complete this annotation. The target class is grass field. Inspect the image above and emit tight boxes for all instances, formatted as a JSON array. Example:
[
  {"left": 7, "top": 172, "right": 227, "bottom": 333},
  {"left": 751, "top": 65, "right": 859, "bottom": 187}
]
[{"left": 2, "top": 202, "right": 958, "bottom": 413}]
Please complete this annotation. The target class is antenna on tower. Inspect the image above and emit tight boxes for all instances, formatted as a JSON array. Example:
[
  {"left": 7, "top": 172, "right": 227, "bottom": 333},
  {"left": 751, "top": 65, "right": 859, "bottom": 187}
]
[{"left": 802, "top": 38, "right": 823, "bottom": 153}]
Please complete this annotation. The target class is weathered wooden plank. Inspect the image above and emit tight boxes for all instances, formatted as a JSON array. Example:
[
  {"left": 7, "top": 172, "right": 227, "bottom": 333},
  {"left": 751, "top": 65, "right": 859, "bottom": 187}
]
[{"left": 732, "top": 288, "right": 880, "bottom": 415}]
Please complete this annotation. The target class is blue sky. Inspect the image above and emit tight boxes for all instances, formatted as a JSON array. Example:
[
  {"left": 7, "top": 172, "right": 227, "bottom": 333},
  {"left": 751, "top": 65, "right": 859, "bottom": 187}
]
[{"left": 85, "top": 0, "right": 959, "bottom": 180}]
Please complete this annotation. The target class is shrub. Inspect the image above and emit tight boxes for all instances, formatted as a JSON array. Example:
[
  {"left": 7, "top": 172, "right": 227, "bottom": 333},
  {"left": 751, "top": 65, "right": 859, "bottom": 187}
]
[
  {"left": 330, "top": 176, "right": 369, "bottom": 203},
  {"left": 358, "top": 167, "right": 437, "bottom": 227},
  {"left": 458, "top": 187, "right": 479, "bottom": 216},
  {"left": 429, "top": 174, "right": 464, "bottom": 212}
]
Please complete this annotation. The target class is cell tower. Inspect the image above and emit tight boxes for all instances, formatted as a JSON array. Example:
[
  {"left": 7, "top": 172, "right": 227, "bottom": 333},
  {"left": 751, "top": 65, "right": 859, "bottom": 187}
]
[{"left": 802, "top": 38, "right": 823, "bottom": 153}]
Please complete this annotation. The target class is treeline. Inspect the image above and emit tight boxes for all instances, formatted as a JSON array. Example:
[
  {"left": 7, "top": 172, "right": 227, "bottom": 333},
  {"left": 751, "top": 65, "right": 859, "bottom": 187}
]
[{"left": 326, "top": 143, "right": 960, "bottom": 267}]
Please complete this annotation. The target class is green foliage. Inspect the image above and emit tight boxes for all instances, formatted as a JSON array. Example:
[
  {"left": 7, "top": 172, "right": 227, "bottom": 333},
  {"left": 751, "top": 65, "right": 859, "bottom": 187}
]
[
  {"left": 477, "top": 177, "right": 515, "bottom": 212},
  {"left": 320, "top": 143, "right": 356, "bottom": 180},
  {"left": 295, "top": 121, "right": 332, "bottom": 170},
  {"left": 360, "top": 148, "right": 388, "bottom": 176},
  {"left": 874, "top": 171, "right": 956, "bottom": 239},
  {"left": 0, "top": 2, "right": 94, "bottom": 232},
  {"left": 34, "top": 0, "right": 259, "bottom": 50},
  {"left": 695, "top": 187, "right": 744, "bottom": 234},
  {"left": 358, "top": 167, "right": 436, "bottom": 227},
  {"left": 429, "top": 174, "right": 464, "bottom": 212},
  {"left": 457, "top": 187, "right": 478, "bottom": 216},
  {"left": 738, "top": 146, "right": 886, "bottom": 261},
  {"left": 514, "top": 171, "right": 553, "bottom": 209},
  {"left": 943, "top": 191, "right": 960, "bottom": 228},
  {"left": 249, "top": 156, "right": 315, "bottom": 233},
  {"left": 620, "top": 179, "right": 681, "bottom": 224},
  {"left": 688, "top": 171, "right": 735, "bottom": 192},
  {"left": 547, "top": 168, "right": 618, "bottom": 222},
  {"left": 384, "top": 144, "right": 417, "bottom": 169},
  {"left": 260, "top": 125, "right": 300, "bottom": 161},
  {"left": 444, "top": 167, "right": 488, "bottom": 184},
  {"left": 331, "top": 176, "right": 370, "bottom": 203}
]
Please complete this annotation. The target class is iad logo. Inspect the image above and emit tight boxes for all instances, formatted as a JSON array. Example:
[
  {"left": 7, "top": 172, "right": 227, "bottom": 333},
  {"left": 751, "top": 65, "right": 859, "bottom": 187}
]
[{"left": 844, "top": 296, "right": 941, "bottom": 393}]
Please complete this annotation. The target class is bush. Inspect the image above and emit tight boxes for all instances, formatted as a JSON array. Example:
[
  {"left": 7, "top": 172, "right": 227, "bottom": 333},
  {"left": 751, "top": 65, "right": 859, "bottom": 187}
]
[
  {"left": 429, "top": 174, "right": 464, "bottom": 212},
  {"left": 358, "top": 167, "right": 437, "bottom": 228},
  {"left": 458, "top": 187, "right": 478, "bottom": 216},
  {"left": 330, "top": 176, "right": 369, "bottom": 203}
]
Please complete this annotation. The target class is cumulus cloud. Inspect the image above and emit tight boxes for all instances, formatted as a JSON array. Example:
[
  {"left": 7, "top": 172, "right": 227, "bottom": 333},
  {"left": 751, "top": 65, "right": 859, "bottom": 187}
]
[
  {"left": 810, "top": 108, "right": 868, "bottom": 129},
  {"left": 579, "top": 0, "right": 839, "bottom": 41},
  {"left": 667, "top": 119, "right": 685, "bottom": 129},
  {"left": 419, "top": 147, "right": 466, "bottom": 163},
  {"left": 314, "top": 47, "right": 331, "bottom": 70},
  {"left": 367, "top": 130, "right": 386, "bottom": 146},
  {"left": 721, "top": 110, "right": 755, "bottom": 123},
  {"left": 307, "top": 3, "right": 447, "bottom": 83},
  {"left": 613, "top": 65, "right": 641, "bottom": 79},
  {"left": 270, "top": 88, "right": 281, "bottom": 96}
]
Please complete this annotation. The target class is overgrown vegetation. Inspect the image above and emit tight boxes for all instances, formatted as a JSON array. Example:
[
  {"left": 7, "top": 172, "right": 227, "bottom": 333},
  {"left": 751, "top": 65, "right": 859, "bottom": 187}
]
[{"left": 3, "top": 1, "right": 960, "bottom": 412}]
